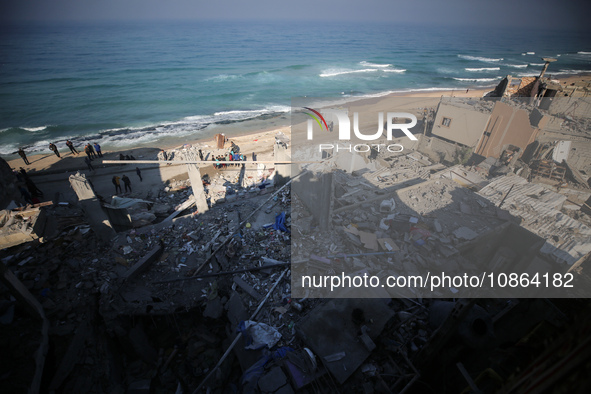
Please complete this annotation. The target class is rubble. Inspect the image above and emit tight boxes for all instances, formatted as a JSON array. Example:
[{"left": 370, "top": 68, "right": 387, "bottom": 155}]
[{"left": 2, "top": 95, "right": 591, "bottom": 393}]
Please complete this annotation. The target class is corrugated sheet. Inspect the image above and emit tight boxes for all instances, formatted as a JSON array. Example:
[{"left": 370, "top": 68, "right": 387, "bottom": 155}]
[{"left": 478, "top": 175, "right": 591, "bottom": 265}]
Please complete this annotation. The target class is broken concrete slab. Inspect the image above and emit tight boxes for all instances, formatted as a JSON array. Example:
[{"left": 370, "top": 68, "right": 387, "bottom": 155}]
[
  {"left": 233, "top": 276, "right": 263, "bottom": 301},
  {"left": 259, "top": 366, "right": 289, "bottom": 393},
  {"left": 123, "top": 244, "right": 163, "bottom": 281},
  {"left": 297, "top": 298, "right": 394, "bottom": 384},
  {"left": 453, "top": 226, "right": 478, "bottom": 240}
]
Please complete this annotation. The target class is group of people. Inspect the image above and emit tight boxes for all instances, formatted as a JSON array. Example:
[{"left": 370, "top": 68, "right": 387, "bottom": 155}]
[
  {"left": 111, "top": 168, "right": 142, "bottom": 194},
  {"left": 213, "top": 151, "right": 247, "bottom": 169},
  {"left": 83, "top": 142, "right": 102, "bottom": 159},
  {"left": 213, "top": 142, "right": 248, "bottom": 169},
  {"left": 112, "top": 175, "right": 132, "bottom": 194},
  {"left": 16, "top": 141, "right": 103, "bottom": 164}
]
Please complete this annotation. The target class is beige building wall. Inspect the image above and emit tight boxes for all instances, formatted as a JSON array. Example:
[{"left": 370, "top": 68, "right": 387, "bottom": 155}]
[
  {"left": 432, "top": 103, "right": 490, "bottom": 147},
  {"left": 475, "top": 101, "right": 539, "bottom": 159}
]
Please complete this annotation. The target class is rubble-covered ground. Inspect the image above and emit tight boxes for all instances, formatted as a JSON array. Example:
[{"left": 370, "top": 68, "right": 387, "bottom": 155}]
[{"left": 3, "top": 134, "right": 591, "bottom": 393}]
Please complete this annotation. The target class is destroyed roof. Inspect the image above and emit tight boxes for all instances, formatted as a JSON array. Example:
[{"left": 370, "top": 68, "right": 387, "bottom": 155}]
[
  {"left": 478, "top": 174, "right": 591, "bottom": 265},
  {"left": 542, "top": 79, "right": 563, "bottom": 91}
]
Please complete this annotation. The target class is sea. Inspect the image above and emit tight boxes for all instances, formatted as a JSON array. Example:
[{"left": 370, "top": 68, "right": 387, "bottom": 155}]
[{"left": 1, "top": 20, "right": 590, "bottom": 156}]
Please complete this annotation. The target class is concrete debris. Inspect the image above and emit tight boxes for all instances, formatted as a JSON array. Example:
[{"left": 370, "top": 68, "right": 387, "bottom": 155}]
[{"left": 3, "top": 94, "right": 591, "bottom": 393}]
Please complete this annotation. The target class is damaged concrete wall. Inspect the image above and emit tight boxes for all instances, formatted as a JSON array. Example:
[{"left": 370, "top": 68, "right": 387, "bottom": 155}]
[
  {"left": 274, "top": 139, "right": 291, "bottom": 185},
  {"left": 185, "top": 152, "right": 209, "bottom": 214},
  {"left": 292, "top": 171, "right": 333, "bottom": 231},
  {"left": 474, "top": 101, "right": 539, "bottom": 159},
  {"left": 69, "top": 172, "right": 116, "bottom": 242},
  {"left": 417, "top": 134, "right": 463, "bottom": 163},
  {"left": 431, "top": 102, "right": 490, "bottom": 147}
]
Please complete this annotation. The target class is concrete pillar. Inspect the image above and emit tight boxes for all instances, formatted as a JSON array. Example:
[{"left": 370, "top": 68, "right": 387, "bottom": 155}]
[
  {"left": 186, "top": 153, "right": 209, "bottom": 214},
  {"left": 274, "top": 136, "right": 291, "bottom": 185},
  {"left": 292, "top": 171, "right": 333, "bottom": 231},
  {"left": 69, "top": 172, "right": 116, "bottom": 242}
]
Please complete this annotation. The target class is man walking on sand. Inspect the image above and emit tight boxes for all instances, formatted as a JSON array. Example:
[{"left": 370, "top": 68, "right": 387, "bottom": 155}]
[
  {"left": 84, "top": 144, "right": 94, "bottom": 161},
  {"left": 94, "top": 142, "right": 102, "bottom": 158},
  {"left": 112, "top": 175, "right": 122, "bottom": 194},
  {"left": 49, "top": 143, "right": 60, "bottom": 158},
  {"left": 18, "top": 148, "right": 30, "bottom": 165},
  {"left": 66, "top": 140, "right": 78, "bottom": 155},
  {"left": 88, "top": 143, "right": 98, "bottom": 159},
  {"left": 122, "top": 174, "right": 132, "bottom": 193},
  {"left": 136, "top": 167, "right": 143, "bottom": 182}
]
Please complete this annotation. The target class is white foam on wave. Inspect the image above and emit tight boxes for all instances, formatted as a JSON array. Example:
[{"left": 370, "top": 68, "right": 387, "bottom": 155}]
[
  {"left": 383, "top": 69, "right": 406, "bottom": 73},
  {"left": 518, "top": 72, "right": 540, "bottom": 77},
  {"left": 556, "top": 69, "right": 591, "bottom": 75},
  {"left": 578, "top": 51, "right": 591, "bottom": 55},
  {"left": 0, "top": 143, "right": 19, "bottom": 155},
  {"left": 458, "top": 55, "right": 503, "bottom": 62},
  {"left": 529, "top": 63, "right": 544, "bottom": 66},
  {"left": 506, "top": 64, "right": 528, "bottom": 68},
  {"left": 465, "top": 67, "right": 500, "bottom": 72},
  {"left": 22, "top": 126, "right": 50, "bottom": 132},
  {"left": 205, "top": 74, "right": 242, "bottom": 82},
  {"left": 320, "top": 68, "right": 379, "bottom": 77},
  {"left": 179, "top": 107, "right": 291, "bottom": 128},
  {"left": 3, "top": 105, "right": 293, "bottom": 155},
  {"left": 359, "top": 61, "right": 392, "bottom": 68},
  {"left": 526, "top": 52, "right": 535, "bottom": 55},
  {"left": 453, "top": 77, "right": 501, "bottom": 82}
]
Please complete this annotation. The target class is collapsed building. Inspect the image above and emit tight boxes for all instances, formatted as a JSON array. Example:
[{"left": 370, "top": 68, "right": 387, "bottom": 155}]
[{"left": 2, "top": 91, "right": 591, "bottom": 394}]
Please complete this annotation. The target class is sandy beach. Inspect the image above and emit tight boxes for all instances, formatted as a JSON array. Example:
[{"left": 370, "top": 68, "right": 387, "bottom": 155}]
[{"left": 4, "top": 73, "right": 590, "bottom": 203}]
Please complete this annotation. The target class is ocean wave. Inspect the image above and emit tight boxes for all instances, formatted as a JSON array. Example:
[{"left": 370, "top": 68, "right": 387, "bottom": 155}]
[
  {"left": 458, "top": 55, "right": 503, "bottom": 62},
  {"left": 556, "top": 69, "right": 591, "bottom": 75},
  {"left": 284, "top": 64, "right": 310, "bottom": 70},
  {"left": 319, "top": 68, "right": 379, "bottom": 77},
  {"left": 359, "top": 61, "right": 392, "bottom": 68},
  {"left": 506, "top": 64, "right": 528, "bottom": 68},
  {"left": 383, "top": 69, "right": 406, "bottom": 73},
  {"left": 22, "top": 126, "right": 50, "bottom": 132},
  {"left": 578, "top": 51, "right": 591, "bottom": 55},
  {"left": 204, "top": 74, "right": 242, "bottom": 82},
  {"left": 526, "top": 52, "right": 535, "bottom": 55},
  {"left": 465, "top": 67, "right": 500, "bottom": 71},
  {"left": 213, "top": 106, "right": 291, "bottom": 119},
  {"left": 0, "top": 105, "right": 293, "bottom": 155},
  {"left": 453, "top": 77, "right": 501, "bottom": 82},
  {"left": 529, "top": 63, "right": 544, "bottom": 66},
  {"left": 517, "top": 72, "right": 540, "bottom": 77}
]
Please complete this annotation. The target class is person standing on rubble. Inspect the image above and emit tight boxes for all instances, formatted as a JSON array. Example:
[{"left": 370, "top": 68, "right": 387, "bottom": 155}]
[
  {"left": 19, "top": 186, "right": 33, "bottom": 205},
  {"left": 136, "top": 167, "right": 142, "bottom": 182},
  {"left": 122, "top": 174, "right": 132, "bottom": 193},
  {"left": 112, "top": 175, "right": 122, "bottom": 194},
  {"left": 25, "top": 177, "right": 44, "bottom": 197}
]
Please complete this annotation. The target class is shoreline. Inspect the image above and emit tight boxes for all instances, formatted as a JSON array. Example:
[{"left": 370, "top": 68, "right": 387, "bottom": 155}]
[{"left": 4, "top": 73, "right": 591, "bottom": 175}]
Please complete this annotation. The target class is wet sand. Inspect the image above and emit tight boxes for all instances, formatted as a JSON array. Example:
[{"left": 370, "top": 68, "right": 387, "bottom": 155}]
[{"left": 5, "top": 74, "right": 590, "bottom": 181}]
